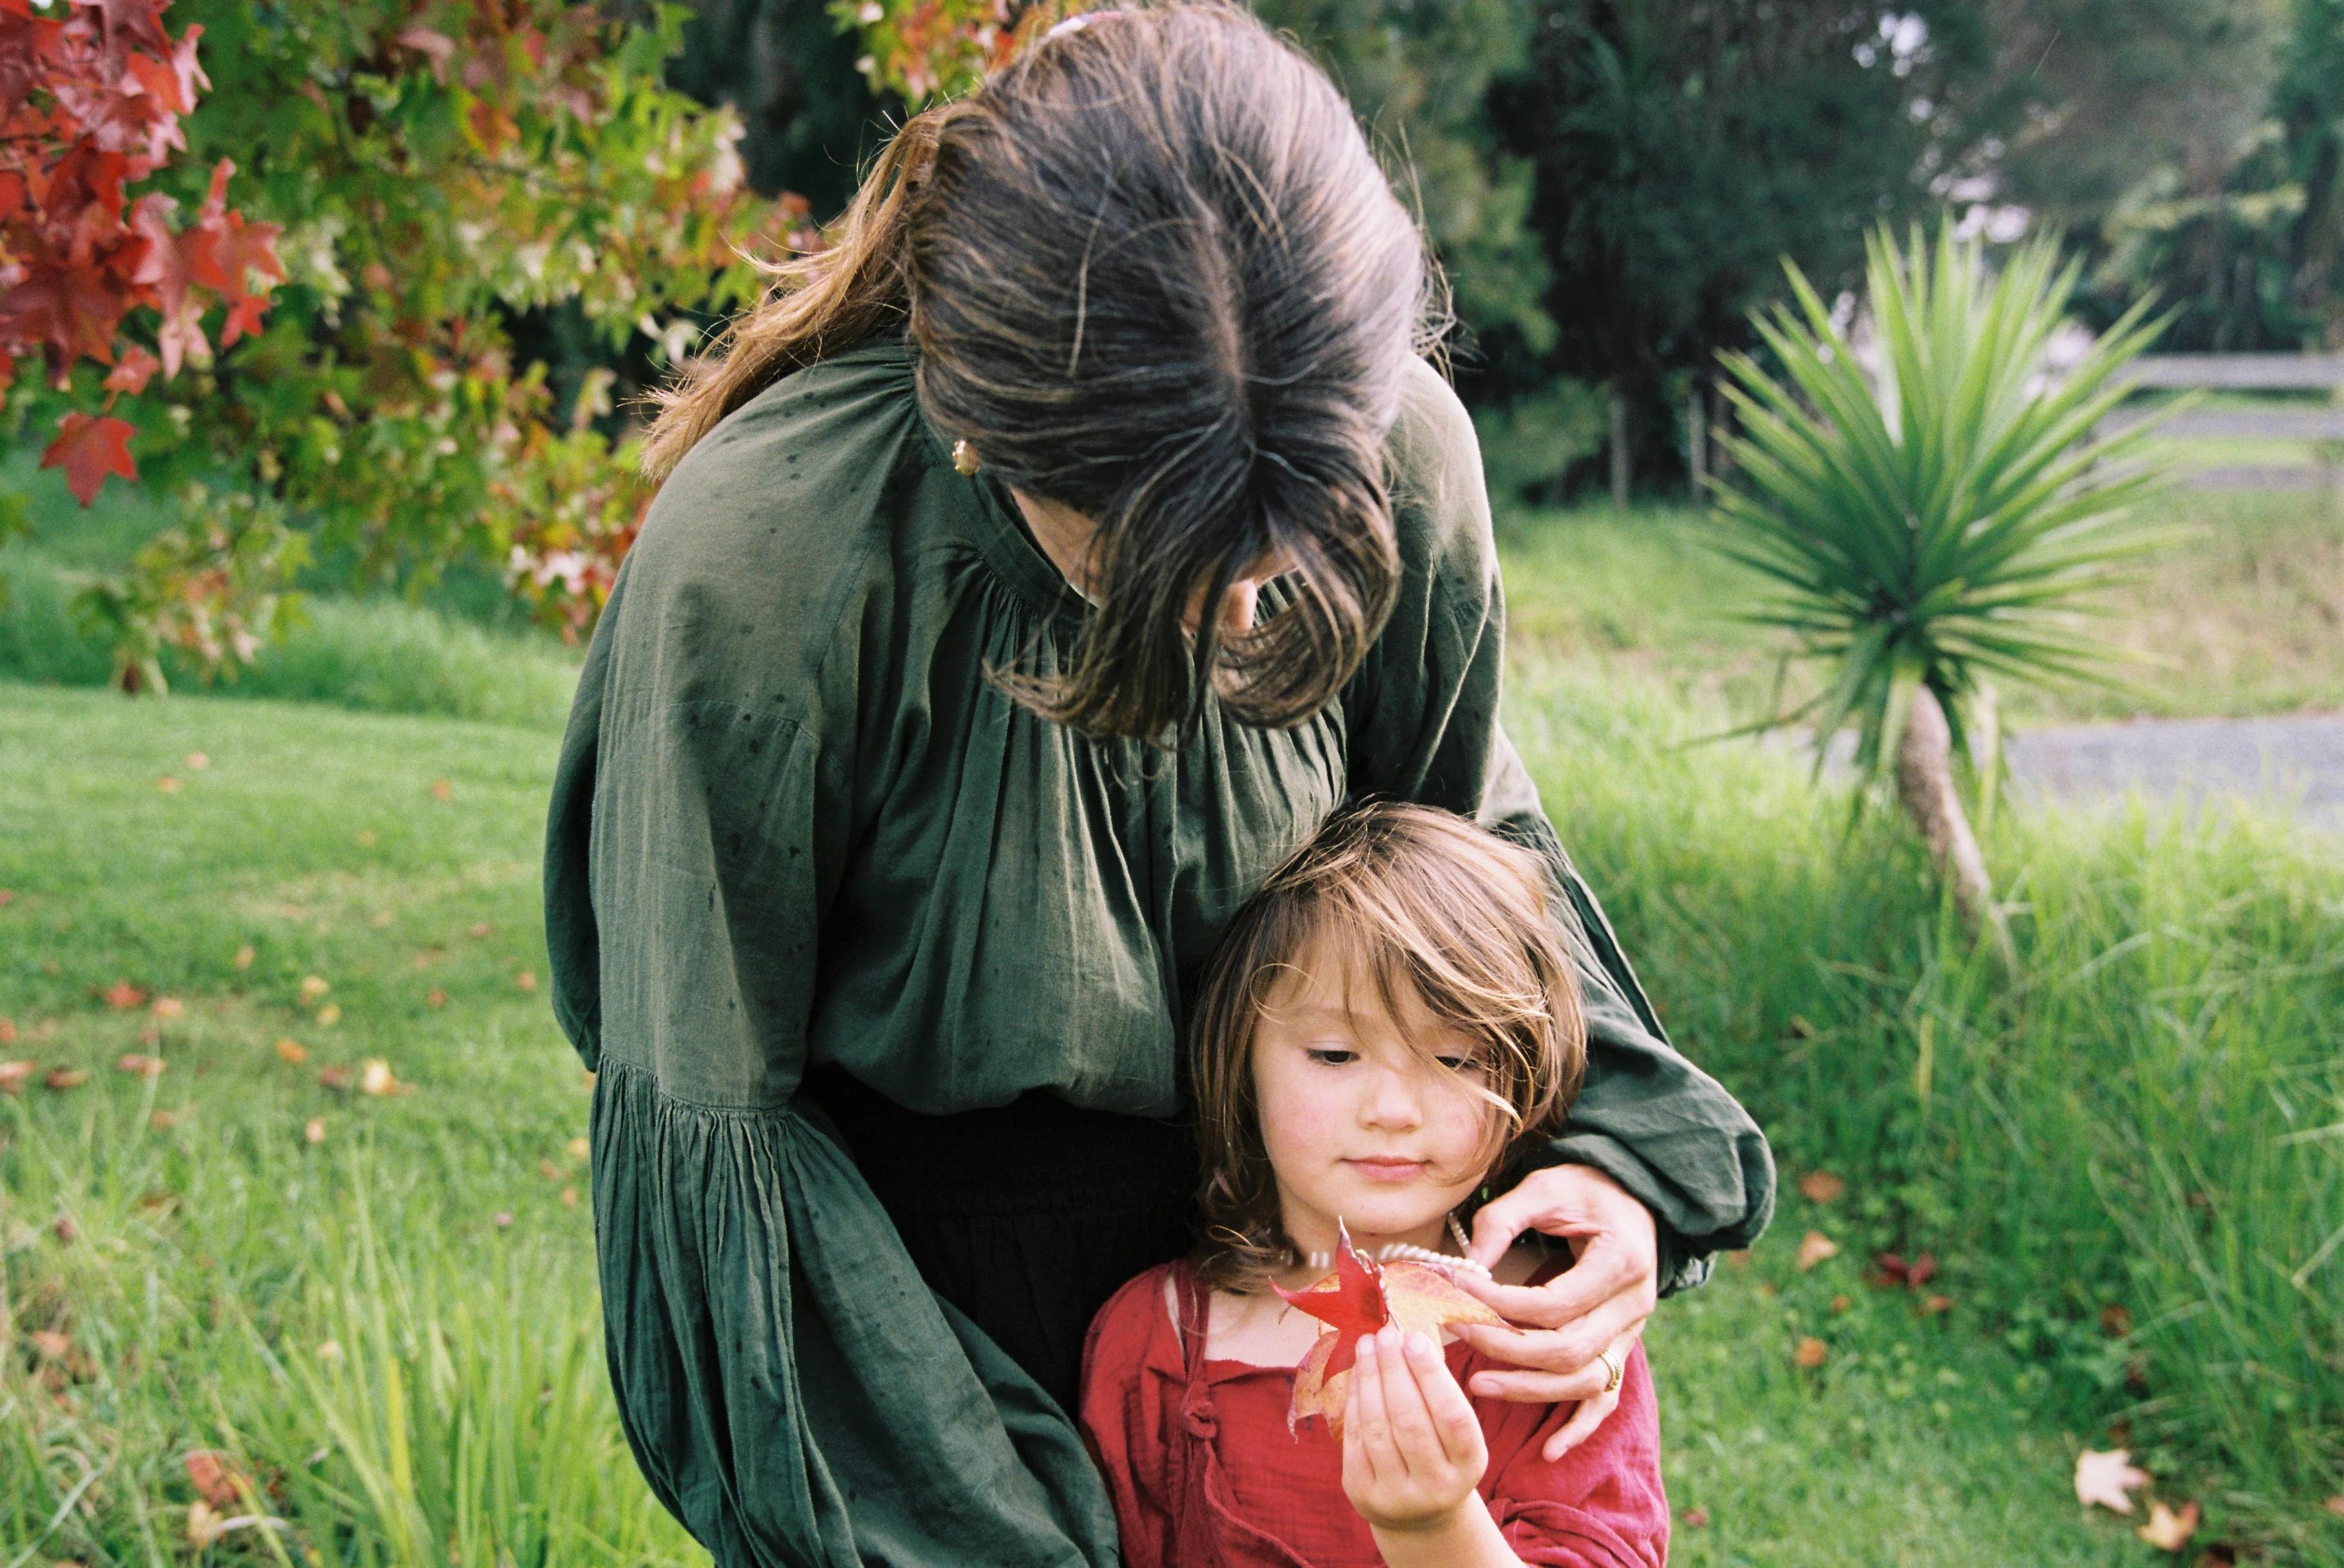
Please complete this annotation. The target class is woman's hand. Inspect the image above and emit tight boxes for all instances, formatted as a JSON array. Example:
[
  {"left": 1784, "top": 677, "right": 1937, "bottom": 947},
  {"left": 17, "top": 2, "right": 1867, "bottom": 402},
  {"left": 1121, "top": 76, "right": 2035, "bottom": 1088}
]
[{"left": 1447, "top": 1163, "right": 1658, "bottom": 1460}]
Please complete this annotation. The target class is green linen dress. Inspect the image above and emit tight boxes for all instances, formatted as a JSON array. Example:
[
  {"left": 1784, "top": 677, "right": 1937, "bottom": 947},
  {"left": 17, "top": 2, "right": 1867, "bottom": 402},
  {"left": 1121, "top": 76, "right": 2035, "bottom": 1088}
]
[{"left": 542, "top": 330, "right": 1774, "bottom": 1566}]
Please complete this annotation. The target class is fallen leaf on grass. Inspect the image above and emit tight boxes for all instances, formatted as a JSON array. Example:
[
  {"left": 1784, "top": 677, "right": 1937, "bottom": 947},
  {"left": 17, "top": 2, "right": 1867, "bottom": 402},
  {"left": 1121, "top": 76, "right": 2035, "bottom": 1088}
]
[
  {"left": 1797, "top": 1231, "right": 1839, "bottom": 1271},
  {"left": 151, "top": 1107, "right": 187, "bottom": 1130},
  {"left": 368, "top": 909, "right": 394, "bottom": 929},
  {"left": 315, "top": 1003, "right": 342, "bottom": 1027},
  {"left": 0, "top": 889, "right": 12, "bottom": 905},
  {"left": 233, "top": 944, "right": 255, "bottom": 971},
  {"left": 184, "top": 751, "right": 209, "bottom": 771},
  {"left": 187, "top": 1499, "right": 227, "bottom": 1548},
  {"left": 317, "top": 1065, "right": 351, "bottom": 1091},
  {"left": 539, "top": 1158, "right": 563, "bottom": 1181},
  {"left": 431, "top": 779, "right": 452, "bottom": 799},
  {"left": 102, "top": 980, "right": 149, "bottom": 1009},
  {"left": 493, "top": 1210, "right": 514, "bottom": 1228},
  {"left": 1793, "top": 1337, "right": 1827, "bottom": 1369},
  {"left": 117, "top": 1054, "right": 165, "bottom": 1078},
  {"left": 2138, "top": 1500, "right": 2200, "bottom": 1552},
  {"left": 1797, "top": 1171, "right": 1845, "bottom": 1204},
  {"left": 185, "top": 1449, "right": 246, "bottom": 1509},
  {"left": 560, "top": 1185, "right": 578, "bottom": 1208},
  {"left": 52, "top": 1214, "right": 77, "bottom": 1243},
  {"left": 411, "top": 948, "right": 445, "bottom": 969},
  {"left": 2100, "top": 1304, "right": 2133, "bottom": 1337},
  {"left": 2325, "top": 1495, "right": 2344, "bottom": 1518},
  {"left": 2075, "top": 1448, "right": 2149, "bottom": 1513},
  {"left": 353, "top": 829, "right": 378, "bottom": 847},
  {"left": 275, "top": 1038, "right": 307, "bottom": 1064},
  {"left": 1874, "top": 1251, "right": 1938, "bottom": 1290},
  {"left": 1829, "top": 1294, "right": 1851, "bottom": 1314},
  {"left": 425, "top": 988, "right": 447, "bottom": 1009},
  {"left": 514, "top": 969, "right": 538, "bottom": 992},
  {"left": 1681, "top": 1507, "right": 1710, "bottom": 1528},
  {"left": 44, "top": 1067, "right": 88, "bottom": 1090},
  {"left": 298, "top": 976, "right": 330, "bottom": 1004},
  {"left": 358, "top": 1059, "right": 399, "bottom": 1096},
  {"left": 304, "top": 1118, "right": 325, "bottom": 1145},
  {"left": 0, "top": 1018, "right": 14, "bottom": 1045},
  {"left": 567, "top": 1136, "right": 590, "bottom": 1161},
  {"left": 470, "top": 921, "right": 492, "bottom": 938},
  {"left": 157, "top": 775, "right": 181, "bottom": 794},
  {"left": 1919, "top": 1293, "right": 1953, "bottom": 1315},
  {"left": 0, "top": 1061, "right": 32, "bottom": 1094},
  {"left": 151, "top": 996, "right": 184, "bottom": 1020}
]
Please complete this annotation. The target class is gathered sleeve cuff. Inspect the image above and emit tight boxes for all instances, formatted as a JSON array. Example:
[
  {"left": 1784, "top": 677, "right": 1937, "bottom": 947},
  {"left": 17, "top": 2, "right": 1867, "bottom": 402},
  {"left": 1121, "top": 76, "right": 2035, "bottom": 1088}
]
[{"left": 1346, "top": 358, "right": 1776, "bottom": 1292}]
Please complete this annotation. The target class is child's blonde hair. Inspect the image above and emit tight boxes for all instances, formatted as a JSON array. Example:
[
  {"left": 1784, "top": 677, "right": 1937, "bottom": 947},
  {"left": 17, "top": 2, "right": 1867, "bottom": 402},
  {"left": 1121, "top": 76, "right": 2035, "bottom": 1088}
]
[{"left": 1188, "top": 802, "right": 1587, "bottom": 1291}]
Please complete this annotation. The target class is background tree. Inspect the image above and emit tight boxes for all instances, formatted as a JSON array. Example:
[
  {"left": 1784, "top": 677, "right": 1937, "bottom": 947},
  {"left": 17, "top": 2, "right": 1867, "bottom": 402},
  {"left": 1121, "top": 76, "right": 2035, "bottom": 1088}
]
[
  {"left": 1479, "top": 2, "right": 1999, "bottom": 495},
  {"left": 10, "top": 0, "right": 824, "bottom": 691},
  {"left": 2057, "top": 0, "right": 2344, "bottom": 349}
]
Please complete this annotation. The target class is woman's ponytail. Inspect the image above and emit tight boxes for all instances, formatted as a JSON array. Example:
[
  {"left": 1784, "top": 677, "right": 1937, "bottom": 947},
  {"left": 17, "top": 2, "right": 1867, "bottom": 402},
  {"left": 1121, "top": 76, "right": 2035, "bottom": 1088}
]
[{"left": 639, "top": 108, "right": 949, "bottom": 481}]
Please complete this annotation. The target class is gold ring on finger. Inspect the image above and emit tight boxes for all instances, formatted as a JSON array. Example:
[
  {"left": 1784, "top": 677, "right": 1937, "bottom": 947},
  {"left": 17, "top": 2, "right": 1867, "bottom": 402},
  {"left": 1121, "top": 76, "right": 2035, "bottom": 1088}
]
[{"left": 1597, "top": 1346, "right": 1623, "bottom": 1395}]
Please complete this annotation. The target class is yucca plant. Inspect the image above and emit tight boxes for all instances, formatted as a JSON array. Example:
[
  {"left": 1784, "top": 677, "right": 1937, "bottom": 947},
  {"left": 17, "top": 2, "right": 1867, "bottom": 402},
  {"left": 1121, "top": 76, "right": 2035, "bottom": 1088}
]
[{"left": 1707, "top": 224, "right": 2176, "bottom": 956}]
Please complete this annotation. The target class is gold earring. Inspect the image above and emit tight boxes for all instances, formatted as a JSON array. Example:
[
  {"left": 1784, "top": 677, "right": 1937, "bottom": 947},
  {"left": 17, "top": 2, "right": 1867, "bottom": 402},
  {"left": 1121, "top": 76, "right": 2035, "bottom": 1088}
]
[{"left": 951, "top": 439, "right": 981, "bottom": 476}]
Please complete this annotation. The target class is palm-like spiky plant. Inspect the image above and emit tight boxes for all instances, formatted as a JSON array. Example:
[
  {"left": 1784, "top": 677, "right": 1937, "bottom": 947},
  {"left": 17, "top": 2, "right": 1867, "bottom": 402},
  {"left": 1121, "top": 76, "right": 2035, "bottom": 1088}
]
[{"left": 1708, "top": 224, "right": 2176, "bottom": 954}]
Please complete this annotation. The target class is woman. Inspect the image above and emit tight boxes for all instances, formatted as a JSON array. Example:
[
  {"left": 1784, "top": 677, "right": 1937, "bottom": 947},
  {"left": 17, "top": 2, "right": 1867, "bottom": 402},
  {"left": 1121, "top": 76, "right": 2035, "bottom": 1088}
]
[{"left": 542, "top": 6, "right": 1772, "bottom": 1563}]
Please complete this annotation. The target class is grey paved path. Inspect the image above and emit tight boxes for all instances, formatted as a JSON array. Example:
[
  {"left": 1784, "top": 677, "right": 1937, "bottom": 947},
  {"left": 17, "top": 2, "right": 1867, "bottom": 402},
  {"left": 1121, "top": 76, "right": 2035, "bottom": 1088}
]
[{"left": 2005, "top": 713, "right": 2344, "bottom": 829}]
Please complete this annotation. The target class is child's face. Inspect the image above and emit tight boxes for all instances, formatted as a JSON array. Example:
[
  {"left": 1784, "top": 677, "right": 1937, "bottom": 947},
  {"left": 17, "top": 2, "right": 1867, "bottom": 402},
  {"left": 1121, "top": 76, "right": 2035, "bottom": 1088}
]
[{"left": 1249, "top": 931, "right": 1498, "bottom": 1257}]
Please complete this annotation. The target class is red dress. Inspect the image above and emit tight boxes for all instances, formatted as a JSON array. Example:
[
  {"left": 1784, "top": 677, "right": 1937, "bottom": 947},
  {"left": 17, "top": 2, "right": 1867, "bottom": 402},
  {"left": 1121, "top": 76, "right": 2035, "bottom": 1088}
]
[{"left": 1078, "top": 1259, "right": 1670, "bottom": 1567}]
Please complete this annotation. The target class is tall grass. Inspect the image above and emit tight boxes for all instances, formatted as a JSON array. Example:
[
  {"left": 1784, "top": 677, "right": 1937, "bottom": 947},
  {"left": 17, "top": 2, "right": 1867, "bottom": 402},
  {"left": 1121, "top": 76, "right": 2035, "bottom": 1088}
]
[{"left": 1514, "top": 657, "right": 2344, "bottom": 1556}]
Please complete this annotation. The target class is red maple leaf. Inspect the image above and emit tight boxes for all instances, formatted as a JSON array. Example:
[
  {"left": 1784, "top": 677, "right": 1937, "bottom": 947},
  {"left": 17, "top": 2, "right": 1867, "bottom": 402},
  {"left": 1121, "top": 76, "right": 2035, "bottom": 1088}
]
[
  {"left": 41, "top": 409, "right": 137, "bottom": 502},
  {"left": 1275, "top": 1222, "right": 1507, "bottom": 1438},
  {"left": 97, "top": 0, "right": 173, "bottom": 58},
  {"left": 1272, "top": 1221, "right": 1389, "bottom": 1382},
  {"left": 102, "top": 340, "right": 156, "bottom": 392},
  {"left": 0, "top": 266, "right": 129, "bottom": 376}
]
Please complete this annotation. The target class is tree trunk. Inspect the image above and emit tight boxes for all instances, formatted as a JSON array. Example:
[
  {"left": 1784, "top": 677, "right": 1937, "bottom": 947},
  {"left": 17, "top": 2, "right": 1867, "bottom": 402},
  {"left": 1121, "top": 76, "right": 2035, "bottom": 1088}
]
[
  {"left": 1895, "top": 684, "right": 2015, "bottom": 968},
  {"left": 1609, "top": 385, "right": 1630, "bottom": 510},
  {"left": 1686, "top": 380, "right": 1708, "bottom": 494}
]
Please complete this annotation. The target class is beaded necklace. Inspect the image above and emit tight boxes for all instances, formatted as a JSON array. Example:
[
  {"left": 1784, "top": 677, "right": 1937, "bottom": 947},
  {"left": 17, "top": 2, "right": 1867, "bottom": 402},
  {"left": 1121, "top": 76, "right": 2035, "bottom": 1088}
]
[{"left": 1288, "top": 1213, "right": 1488, "bottom": 1278}]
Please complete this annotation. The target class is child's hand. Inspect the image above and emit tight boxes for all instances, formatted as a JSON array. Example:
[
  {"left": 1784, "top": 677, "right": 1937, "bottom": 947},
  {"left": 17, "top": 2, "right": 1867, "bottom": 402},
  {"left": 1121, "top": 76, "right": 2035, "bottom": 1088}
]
[{"left": 1341, "top": 1326, "right": 1489, "bottom": 1534}]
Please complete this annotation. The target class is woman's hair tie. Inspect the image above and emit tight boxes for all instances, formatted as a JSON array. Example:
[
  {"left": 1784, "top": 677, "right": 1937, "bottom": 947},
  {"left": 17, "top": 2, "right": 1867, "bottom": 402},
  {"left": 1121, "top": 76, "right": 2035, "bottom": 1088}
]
[{"left": 1045, "top": 10, "right": 1108, "bottom": 41}]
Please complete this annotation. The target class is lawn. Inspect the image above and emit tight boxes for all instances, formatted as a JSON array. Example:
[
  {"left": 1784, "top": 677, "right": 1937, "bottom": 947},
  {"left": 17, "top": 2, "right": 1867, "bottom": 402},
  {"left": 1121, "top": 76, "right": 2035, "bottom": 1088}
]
[
  {"left": 3, "top": 670, "right": 2337, "bottom": 1564},
  {"left": 1, "top": 437, "right": 2339, "bottom": 1563},
  {"left": 1497, "top": 483, "right": 2344, "bottom": 727}
]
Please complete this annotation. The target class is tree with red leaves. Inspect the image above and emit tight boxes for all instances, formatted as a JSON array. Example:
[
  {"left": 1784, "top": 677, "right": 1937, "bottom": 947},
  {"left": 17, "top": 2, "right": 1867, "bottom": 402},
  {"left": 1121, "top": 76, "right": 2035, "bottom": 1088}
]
[{"left": 0, "top": 0, "right": 278, "bottom": 510}]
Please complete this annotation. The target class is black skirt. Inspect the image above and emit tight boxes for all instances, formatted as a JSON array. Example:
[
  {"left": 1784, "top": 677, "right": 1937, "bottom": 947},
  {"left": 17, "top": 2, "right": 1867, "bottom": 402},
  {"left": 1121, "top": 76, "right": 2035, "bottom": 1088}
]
[{"left": 800, "top": 1064, "right": 1198, "bottom": 1416}]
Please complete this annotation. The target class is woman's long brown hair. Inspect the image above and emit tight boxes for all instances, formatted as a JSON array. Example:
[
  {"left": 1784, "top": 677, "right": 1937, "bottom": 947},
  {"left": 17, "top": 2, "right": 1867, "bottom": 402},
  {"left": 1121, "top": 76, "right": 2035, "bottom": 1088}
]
[{"left": 643, "top": 3, "right": 1442, "bottom": 741}]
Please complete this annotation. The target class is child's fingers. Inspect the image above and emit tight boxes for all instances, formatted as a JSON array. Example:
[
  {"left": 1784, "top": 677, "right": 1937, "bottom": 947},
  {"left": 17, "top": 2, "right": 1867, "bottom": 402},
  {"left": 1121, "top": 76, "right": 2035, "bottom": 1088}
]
[
  {"left": 1350, "top": 1332, "right": 1399, "bottom": 1477},
  {"left": 1374, "top": 1330, "right": 1442, "bottom": 1471},
  {"left": 1405, "top": 1331, "right": 1485, "bottom": 1468}
]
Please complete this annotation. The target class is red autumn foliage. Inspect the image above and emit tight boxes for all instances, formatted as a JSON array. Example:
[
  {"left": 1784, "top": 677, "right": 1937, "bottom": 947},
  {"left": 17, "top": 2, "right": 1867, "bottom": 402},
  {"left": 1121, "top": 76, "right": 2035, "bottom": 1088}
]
[{"left": 0, "top": 0, "right": 278, "bottom": 498}]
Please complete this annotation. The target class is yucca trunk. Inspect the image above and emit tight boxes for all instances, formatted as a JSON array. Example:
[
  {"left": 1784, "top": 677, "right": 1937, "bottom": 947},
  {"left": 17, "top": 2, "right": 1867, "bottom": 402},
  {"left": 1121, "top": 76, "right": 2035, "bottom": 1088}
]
[{"left": 1895, "top": 685, "right": 2016, "bottom": 967}]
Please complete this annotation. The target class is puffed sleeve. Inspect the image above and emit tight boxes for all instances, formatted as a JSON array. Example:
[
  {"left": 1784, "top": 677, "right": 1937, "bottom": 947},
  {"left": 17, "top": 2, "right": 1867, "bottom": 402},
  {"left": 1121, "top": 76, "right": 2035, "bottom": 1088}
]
[
  {"left": 1343, "top": 357, "right": 1776, "bottom": 1293},
  {"left": 543, "top": 558, "right": 1120, "bottom": 1565}
]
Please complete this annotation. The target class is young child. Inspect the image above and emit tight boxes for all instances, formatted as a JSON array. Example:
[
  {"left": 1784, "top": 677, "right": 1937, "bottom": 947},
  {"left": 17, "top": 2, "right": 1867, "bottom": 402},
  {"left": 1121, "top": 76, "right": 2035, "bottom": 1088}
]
[{"left": 1079, "top": 803, "right": 1669, "bottom": 1568}]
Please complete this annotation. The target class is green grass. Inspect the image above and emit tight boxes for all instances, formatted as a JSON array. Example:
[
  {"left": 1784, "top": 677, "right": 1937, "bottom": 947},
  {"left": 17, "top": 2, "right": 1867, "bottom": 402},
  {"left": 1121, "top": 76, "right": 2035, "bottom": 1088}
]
[
  {"left": 5, "top": 674, "right": 2338, "bottom": 1563},
  {"left": 0, "top": 457, "right": 581, "bottom": 726},
  {"left": 1499, "top": 483, "right": 2344, "bottom": 726},
  {"left": 1515, "top": 659, "right": 2344, "bottom": 1563},
  {"left": 0, "top": 686, "right": 689, "bottom": 1563}
]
